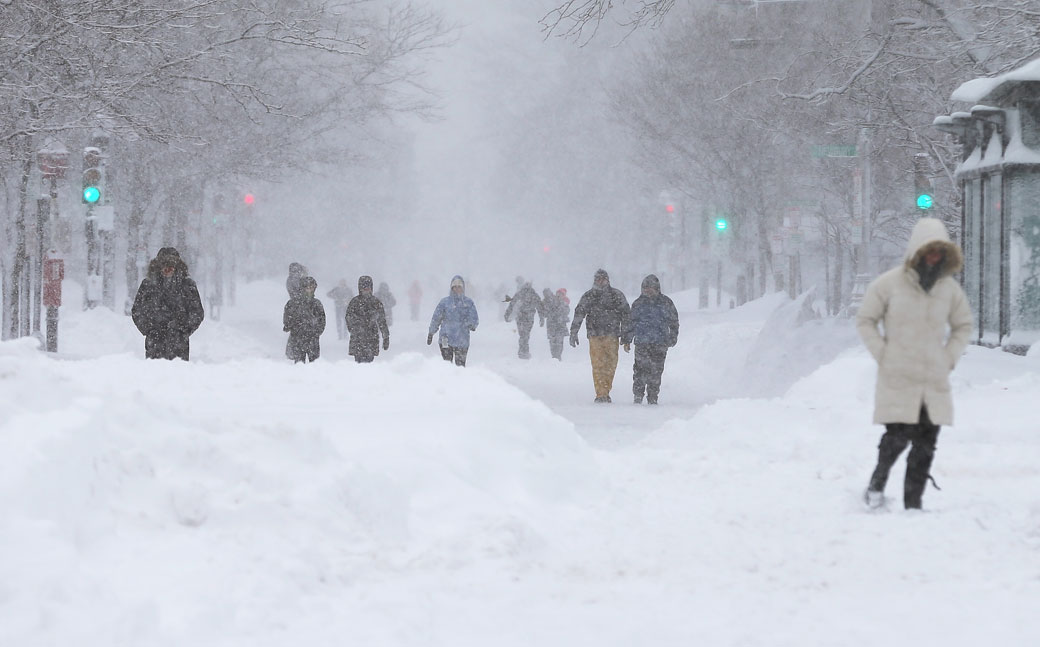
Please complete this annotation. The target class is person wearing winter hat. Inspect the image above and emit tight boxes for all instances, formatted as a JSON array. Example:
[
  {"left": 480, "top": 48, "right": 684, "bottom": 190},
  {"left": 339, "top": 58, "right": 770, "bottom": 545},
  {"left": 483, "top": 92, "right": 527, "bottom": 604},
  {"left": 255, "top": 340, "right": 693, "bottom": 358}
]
[
  {"left": 283, "top": 276, "right": 326, "bottom": 363},
  {"left": 428, "top": 275, "right": 479, "bottom": 367},
  {"left": 622, "top": 274, "right": 679, "bottom": 404},
  {"left": 857, "top": 217, "right": 973, "bottom": 510},
  {"left": 569, "top": 269, "right": 630, "bottom": 403},
  {"left": 130, "top": 247, "right": 205, "bottom": 360},
  {"left": 346, "top": 275, "right": 390, "bottom": 363}
]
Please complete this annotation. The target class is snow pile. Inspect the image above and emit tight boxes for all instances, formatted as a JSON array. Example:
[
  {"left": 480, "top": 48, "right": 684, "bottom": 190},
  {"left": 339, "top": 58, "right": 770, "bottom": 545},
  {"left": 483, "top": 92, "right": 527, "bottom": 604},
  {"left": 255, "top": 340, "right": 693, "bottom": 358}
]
[{"left": 0, "top": 347, "right": 601, "bottom": 645}]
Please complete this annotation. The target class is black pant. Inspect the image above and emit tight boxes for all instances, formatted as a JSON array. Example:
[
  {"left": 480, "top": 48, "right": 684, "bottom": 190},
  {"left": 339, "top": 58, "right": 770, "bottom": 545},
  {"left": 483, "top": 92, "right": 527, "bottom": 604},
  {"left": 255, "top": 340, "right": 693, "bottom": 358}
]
[
  {"left": 440, "top": 345, "right": 468, "bottom": 367},
  {"left": 146, "top": 332, "right": 190, "bottom": 360},
  {"left": 633, "top": 343, "right": 668, "bottom": 401},
  {"left": 549, "top": 335, "right": 564, "bottom": 360},
  {"left": 868, "top": 406, "right": 940, "bottom": 509},
  {"left": 516, "top": 317, "right": 534, "bottom": 358},
  {"left": 288, "top": 335, "right": 320, "bottom": 363}
]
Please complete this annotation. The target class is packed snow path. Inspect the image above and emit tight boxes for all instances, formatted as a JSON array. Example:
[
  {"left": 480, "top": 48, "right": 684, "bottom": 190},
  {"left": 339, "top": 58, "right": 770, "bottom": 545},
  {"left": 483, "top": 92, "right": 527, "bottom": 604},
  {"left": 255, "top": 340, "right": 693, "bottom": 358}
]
[{"left": 2, "top": 280, "right": 1038, "bottom": 646}]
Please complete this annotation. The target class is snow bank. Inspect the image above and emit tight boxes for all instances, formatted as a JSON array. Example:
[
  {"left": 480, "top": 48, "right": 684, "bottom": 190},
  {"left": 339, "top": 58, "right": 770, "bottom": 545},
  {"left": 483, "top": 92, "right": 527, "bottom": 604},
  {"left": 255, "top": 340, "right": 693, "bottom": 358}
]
[{"left": 0, "top": 346, "right": 601, "bottom": 645}]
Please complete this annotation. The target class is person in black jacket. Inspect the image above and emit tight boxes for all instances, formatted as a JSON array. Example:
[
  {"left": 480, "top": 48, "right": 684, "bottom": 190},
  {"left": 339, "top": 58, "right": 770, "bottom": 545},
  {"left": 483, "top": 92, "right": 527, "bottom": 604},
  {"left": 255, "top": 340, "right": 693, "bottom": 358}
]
[
  {"left": 131, "top": 247, "right": 205, "bottom": 360},
  {"left": 569, "top": 269, "right": 630, "bottom": 403},
  {"left": 346, "top": 275, "right": 390, "bottom": 363},
  {"left": 283, "top": 276, "right": 326, "bottom": 363},
  {"left": 622, "top": 274, "right": 679, "bottom": 404},
  {"left": 504, "top": 280, "right": 545, "bottom": 359}
]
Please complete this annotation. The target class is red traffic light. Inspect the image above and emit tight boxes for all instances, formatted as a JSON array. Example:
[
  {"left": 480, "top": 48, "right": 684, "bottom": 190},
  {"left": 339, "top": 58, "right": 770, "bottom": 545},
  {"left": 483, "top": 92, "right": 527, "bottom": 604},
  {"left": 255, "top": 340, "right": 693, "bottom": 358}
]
[
  {"left": 665, "top": 204, "right": 675, "bottom": 213},
  {"left": 243, "top": 193, "right": 255, "bottom": 205}
]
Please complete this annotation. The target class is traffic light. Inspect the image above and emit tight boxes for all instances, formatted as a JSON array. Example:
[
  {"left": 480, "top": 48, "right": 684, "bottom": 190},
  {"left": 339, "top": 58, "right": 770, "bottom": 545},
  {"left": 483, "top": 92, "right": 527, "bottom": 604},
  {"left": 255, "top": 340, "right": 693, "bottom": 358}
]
[
  {"left": 82, "top": 147, "right": 103, "bottom": 205},
  {"left": 913, "top": 153, "right": 933, "bottom": 210},
  {"left": 243, "top": 193, "right": 255, "bottom": 205},
  {"left": 715, "top": 217, "right": 728, "bottom": 231},
  {"left": 665, "top": 203, "right": 675, "bottom": 213}
]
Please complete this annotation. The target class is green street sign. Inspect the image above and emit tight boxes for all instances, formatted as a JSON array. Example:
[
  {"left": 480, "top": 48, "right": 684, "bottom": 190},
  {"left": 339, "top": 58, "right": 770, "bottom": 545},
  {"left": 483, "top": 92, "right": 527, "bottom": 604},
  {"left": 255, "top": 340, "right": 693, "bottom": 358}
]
[{"left": 811, "top": 145, "right": 857, "bottom": 158}]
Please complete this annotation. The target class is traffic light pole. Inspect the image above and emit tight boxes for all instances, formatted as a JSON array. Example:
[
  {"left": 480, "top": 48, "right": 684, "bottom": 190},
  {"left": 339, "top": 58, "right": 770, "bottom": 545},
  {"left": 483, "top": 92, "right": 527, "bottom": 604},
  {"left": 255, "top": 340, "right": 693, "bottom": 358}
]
[{"left": 848, "top": 126, "right": 873, "bottom": 315}]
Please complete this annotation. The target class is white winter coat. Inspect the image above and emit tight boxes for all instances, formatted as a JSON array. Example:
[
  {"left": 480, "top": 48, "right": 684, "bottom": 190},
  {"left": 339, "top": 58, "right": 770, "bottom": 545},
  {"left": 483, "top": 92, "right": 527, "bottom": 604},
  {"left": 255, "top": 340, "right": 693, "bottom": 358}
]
[{"left": 856, "top": 218, "right": 973, "bottom": 425}]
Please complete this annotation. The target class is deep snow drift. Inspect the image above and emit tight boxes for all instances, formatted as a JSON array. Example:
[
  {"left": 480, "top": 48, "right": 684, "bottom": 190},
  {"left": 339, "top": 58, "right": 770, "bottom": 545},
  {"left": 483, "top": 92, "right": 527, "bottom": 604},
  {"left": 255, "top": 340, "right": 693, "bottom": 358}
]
[{"left": 2, "top": 279, "right": 1038, "bottom": 646}]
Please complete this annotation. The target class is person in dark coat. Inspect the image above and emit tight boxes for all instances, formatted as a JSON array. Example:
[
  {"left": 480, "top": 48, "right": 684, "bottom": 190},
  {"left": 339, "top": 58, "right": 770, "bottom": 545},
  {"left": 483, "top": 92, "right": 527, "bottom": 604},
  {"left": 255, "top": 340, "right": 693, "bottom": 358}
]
[
  {"left": 346, "top": 275, "right": 390, "bottom": 363},
  {"left": 283, "top": 276, "right": 326, "bottom": 363},
  {"left": 622, "top": 274, "right": 679, "bottom": 404},
  {"left": 286, "top": 262, "right": 308, "bottom": 299},
  {"left": 131, "top": 247, "right": 205, "bottom": 360},
  {"left": 543, "top": 287, "right": 571, "bottom": 360},
  {"left": 504, "top": 280, "right": 545, "bottom": 359},
  {"left": 569, "top": 269, "right": 630, "bottom": 403},
  {"left": 326, "top": 279, "right": 354, "bottom": 340},
  {"left": 375, "top": 281, "right": 397, "bottom": 327},
  {"left": 428, "top": 275, "right": 479, "bottom": 367}
]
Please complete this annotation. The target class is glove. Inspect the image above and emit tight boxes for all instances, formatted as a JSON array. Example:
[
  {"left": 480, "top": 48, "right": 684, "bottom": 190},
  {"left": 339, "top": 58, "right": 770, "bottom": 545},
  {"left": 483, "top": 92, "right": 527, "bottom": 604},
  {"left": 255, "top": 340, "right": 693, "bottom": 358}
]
[
  {"left": 427, "top": 333, "right": 434, "bottom": 346},
  {"left": 283, "top": 327, "right": 290, "bottom": 332},
  {"left": 569, "top": 335, "right": 579, "bottom": 347},
  {"left": 383, "top": 337, "right": 390, "bottom": 351},
  {"left": 469, "top": 325, "right": 477, "bottom": 331},
  {"left": 623, "top": 343, "right": 631, "bottom": 353}
]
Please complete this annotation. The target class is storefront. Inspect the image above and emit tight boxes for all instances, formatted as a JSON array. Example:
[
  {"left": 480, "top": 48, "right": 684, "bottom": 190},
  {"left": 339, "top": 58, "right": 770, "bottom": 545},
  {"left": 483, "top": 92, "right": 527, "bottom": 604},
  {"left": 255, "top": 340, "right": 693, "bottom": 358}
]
[{"left": 934, "top": 63, "right": 1040, "bottom": 353}]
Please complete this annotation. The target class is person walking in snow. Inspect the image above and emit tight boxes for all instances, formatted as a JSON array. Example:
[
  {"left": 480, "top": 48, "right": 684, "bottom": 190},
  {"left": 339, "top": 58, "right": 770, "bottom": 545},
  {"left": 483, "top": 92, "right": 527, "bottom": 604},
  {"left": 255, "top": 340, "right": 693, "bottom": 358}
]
[
  {"left": 326, "top": 279, "right": 354, "bottom": 340},
  {"left": 346, "top": 275, "right": 390, "bottom": 364},
  {"left": 286, "top": 262, "right": 308, "bottom": 299},
  {"left": 857, "top": 218, "right": 973, "bottom": 510},
  {"left": 569, "top": 269, "right": 630, "bottom": 403},
  {"left": 622, "top": 274, "right": 679, "bottom": 405},
  {"left": 131, "top": 247, "right": 205, "bottom": 361},
  {"left": 543, "top": 287, "right": 571, "bottom": 360},
  {"left": 375, "top": 281, "right": 397, "bottom": 327},
  {"left": 408, "top": 279, "right": 423, "bottom": 322},
  {"left": 428, "top": 275, "right": 479, "bottom": 367},
  {"left": 504, "top": 279, "right": 544, "bottom": 359},
  {"left": 283, "top": 276, "right": 326, "bottom": 363}
]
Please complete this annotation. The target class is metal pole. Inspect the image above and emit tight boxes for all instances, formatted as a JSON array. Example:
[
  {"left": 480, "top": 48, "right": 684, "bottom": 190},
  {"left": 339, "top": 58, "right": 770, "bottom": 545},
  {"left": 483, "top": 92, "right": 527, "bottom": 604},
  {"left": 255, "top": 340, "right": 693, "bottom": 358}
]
[{"left": 33, "top": 197, "right": 49, "bottom": 333}]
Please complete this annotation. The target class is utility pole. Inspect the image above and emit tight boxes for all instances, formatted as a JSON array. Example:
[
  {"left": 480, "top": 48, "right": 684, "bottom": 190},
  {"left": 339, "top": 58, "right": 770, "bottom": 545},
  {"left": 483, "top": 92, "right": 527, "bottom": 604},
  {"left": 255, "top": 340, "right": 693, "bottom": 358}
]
[{"left": 848, "top": 126, "right": 873, "bottom": 314}]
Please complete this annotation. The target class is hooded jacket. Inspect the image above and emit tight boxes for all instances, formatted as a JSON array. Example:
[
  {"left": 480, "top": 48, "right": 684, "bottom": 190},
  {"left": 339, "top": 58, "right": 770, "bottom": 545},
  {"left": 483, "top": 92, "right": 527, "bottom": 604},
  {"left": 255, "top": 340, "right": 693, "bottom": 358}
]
[
  {"left": 131, "top": 248, "right": 205, "bottom": 360},
  {"left": 505, "top": 283, "right": 544, "bottom": 324},
  {"left": 570, "top": 271, "right": 630, "bottom": 339},
  {"left": 543, "top": 288, "right": 571, "bottom": 339},
  {"left": 623, "top": 274, "right": 679, "bottom": 346},
  {"left": 346, "top": 276, "right": 390, "bottom": 358},
  {"left": 856, "top": 218, "right": 973, "bottom": 425},
  {"left": 429, "top": 275, "right": 479, "bottom": 348}
]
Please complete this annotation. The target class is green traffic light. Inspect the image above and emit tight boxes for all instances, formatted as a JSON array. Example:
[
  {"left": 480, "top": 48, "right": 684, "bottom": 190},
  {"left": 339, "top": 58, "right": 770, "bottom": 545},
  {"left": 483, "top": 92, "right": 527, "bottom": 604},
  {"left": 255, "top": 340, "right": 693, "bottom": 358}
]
[
  {"left": 83, "top": 186, "right": 100, "bottom": 204},
  {"left": 715, "top": 219, "right": 728, "bottom": 231},
  {"left": 916, "top": 193, "right": 933, "bottom": 210}
]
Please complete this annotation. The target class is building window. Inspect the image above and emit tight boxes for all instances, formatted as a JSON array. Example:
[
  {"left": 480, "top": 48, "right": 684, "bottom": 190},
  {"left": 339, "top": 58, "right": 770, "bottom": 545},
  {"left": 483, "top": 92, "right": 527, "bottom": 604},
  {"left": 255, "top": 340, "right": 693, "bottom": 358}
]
[
  {"left": 1009, "top": 169, "right": 1040, "bottom": 345},
  {"left": 1021, "top": 100, "right": 1040, "bottom": 149},
  {"left": 982, "top": 173, "right": 1003, "bottom": 342}
]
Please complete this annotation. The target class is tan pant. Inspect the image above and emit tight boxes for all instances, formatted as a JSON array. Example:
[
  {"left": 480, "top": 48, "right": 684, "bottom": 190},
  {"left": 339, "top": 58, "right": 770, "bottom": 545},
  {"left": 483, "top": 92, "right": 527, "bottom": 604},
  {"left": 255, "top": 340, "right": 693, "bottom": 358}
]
[{"left": 588, "top": 335, "right": 620, "bottom": 398}]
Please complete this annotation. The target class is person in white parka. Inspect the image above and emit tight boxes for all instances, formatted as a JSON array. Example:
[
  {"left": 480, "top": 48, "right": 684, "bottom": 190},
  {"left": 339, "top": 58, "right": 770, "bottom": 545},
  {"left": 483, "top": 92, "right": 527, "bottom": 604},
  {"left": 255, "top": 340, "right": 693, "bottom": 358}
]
[{"left": 857, "top": 218, "right": 974, "bottom": 510}]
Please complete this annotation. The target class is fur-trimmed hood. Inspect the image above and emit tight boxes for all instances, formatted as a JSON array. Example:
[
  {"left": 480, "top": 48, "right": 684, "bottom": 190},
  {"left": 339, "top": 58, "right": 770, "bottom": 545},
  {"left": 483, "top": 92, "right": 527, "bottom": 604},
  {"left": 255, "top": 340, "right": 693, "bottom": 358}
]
[
  {"left": 903, "top": 218, "right": 963, "bottom": 280},
  {"left": 147, "top": 247, "right": 190, "bottom": 281}
]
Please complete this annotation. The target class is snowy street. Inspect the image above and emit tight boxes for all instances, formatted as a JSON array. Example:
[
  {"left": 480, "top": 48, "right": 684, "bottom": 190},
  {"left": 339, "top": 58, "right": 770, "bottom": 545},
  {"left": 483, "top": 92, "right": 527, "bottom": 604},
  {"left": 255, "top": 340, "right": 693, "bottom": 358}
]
[{"left": 3, "top": 280, "right": 1039, "bottom": 646}]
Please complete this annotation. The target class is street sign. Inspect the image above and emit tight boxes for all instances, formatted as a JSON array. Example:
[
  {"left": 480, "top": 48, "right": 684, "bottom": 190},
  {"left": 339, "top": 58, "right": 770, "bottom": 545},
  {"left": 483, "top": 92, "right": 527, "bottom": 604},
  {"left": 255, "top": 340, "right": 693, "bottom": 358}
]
[{"left": 811, "top": 144, "right": 857, "bottom": 158}]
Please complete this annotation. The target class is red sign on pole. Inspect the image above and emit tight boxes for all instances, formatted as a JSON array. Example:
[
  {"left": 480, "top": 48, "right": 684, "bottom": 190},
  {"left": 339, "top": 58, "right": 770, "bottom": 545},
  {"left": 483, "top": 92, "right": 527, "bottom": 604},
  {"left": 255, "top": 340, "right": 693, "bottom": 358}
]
[{"left": 43, "top": 258, "right": 64, "bottom": 307}]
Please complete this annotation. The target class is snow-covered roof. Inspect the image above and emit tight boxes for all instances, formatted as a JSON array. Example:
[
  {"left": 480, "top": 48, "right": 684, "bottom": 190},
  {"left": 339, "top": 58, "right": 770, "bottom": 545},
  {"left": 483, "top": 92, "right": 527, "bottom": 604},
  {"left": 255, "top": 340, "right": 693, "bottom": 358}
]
[{"left": 951, "top": 58, "right": 1040, "bottom": 104}]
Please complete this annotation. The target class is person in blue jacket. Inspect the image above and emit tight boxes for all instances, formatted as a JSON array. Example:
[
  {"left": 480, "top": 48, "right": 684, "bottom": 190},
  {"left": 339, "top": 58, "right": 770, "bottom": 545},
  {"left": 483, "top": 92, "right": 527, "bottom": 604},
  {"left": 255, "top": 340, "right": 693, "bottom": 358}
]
[
  {"left": 427, "top": 275, "right": 479, "bottom": 367},
  {"left": 622, "top": 274, "right": 679, "bottom": 404}
]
